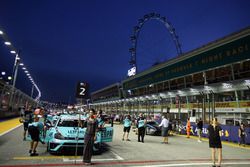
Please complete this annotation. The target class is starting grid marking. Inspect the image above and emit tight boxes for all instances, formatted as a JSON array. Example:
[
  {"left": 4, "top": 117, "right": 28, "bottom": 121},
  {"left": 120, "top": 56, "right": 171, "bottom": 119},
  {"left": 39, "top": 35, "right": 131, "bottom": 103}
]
[
  {"left": 63, "top": 150, "right": 124, "bottom": 162},
  {"left": 13, "top": 150, "right": 124, "bottom": 162}
]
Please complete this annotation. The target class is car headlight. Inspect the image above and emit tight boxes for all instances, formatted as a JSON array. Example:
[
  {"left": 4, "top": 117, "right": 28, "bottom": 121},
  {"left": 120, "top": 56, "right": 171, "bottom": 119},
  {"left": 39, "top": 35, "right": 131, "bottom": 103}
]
[{"left": 54, "top": 132, "right": 65, "bottom": 139}]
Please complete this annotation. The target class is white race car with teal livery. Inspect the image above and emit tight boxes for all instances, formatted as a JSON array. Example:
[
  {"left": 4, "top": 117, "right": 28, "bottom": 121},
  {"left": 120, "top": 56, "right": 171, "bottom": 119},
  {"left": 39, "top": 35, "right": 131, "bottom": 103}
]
[{"left": 44, "top": 114, "right": 113, "bottom": 154}]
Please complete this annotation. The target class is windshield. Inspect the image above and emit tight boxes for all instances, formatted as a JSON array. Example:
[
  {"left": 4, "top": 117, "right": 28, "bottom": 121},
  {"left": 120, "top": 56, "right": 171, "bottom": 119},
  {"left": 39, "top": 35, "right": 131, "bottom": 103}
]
[
  {"left": 57, "top": 119, "right": 79, "bottom": 127},
  {"left": 148, "top": 121, "right": 158, "bottom": 126}
]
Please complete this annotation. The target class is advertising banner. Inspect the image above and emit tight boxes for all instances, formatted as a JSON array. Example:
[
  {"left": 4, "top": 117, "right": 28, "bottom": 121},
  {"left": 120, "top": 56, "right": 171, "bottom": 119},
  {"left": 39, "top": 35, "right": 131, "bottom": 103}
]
[{"left": 180, "top": 122, "right": 250, "bottom": 144}]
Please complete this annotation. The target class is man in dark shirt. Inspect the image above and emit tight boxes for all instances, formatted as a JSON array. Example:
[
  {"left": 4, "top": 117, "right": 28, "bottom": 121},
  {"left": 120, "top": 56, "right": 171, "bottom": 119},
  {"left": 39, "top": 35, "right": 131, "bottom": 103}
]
[
  {"left": 136, "top": 113, "right": 146, "bottom": 143},
  {"left": 197, "top": 118, "right": 203, "bottom": 142},
  {"left": 22, "top": 107, "right": 33, "bottom": 140}
]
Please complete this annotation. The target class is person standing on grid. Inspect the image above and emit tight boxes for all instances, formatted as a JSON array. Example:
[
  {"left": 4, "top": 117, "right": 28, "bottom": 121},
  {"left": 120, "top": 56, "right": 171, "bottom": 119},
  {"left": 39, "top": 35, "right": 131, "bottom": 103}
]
[
  {"left": 159, "top": 114, "right": 169, "bottom": 144},
  {"left": 122, "top": 114, "right": 132, "bottom": 141},
  {"left": 208, "top": 118, "right": 222, "bottom": 167},
  {"left": 238, "top": 123, "right": 247, "bottom": 147},
  {"left": 136, "top": 113, "right": 146, "bottom": 143},
  {"left": 197, "top": 118, "right": 203, "bottom": 142}
]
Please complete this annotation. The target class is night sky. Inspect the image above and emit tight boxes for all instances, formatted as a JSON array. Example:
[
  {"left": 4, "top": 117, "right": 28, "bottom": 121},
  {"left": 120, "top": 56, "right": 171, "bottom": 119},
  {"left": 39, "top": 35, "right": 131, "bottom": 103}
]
[{"left": 0, "top": 0, "right": 250, "bottom": 103}]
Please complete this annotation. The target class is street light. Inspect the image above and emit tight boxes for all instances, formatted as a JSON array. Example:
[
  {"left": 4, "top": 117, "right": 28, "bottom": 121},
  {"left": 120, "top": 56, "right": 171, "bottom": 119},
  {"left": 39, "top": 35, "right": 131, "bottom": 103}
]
[
  {"left": 0, "top": 29, "right": 42, "bottom": 102},
  {"left": 1, "top": 71, "right": 6, "bottom": 76},
  {"left": 4, "top": 41, "right": 11, "bottom": 45}
]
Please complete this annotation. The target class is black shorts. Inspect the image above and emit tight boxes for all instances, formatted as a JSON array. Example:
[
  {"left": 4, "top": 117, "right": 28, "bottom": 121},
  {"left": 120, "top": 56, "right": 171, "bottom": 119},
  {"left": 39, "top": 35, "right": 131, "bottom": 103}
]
[
  {"left": 23, "top": 122, "right": 29, "bottom": 131},
  {"left": 123, "top": 126, "right": 131, "bottom": 133},
  {"left": 209, "top": 139, "right": 222, "bottom": 148},
  {"left": 28, "top": 126, "right": 39, "bottom": 141}
]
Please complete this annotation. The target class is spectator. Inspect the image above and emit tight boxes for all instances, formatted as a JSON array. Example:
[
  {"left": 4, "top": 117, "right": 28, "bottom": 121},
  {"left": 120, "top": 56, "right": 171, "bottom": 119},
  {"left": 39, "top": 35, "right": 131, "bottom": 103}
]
[
  {"left": 238, "top": 123, "right": 247, "bottom": 147},
  {"left": 197, "top": 118, "right": 203, "bottom": 142},
  {"left": 186, "top": 118, "right": 191, "bottom": 138}
]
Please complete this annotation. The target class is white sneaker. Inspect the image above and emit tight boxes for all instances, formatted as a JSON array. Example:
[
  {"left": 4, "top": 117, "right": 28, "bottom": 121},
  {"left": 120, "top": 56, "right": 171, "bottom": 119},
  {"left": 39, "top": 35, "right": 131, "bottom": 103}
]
[{"left": 198, "top": 140, "right": 202, "bottom": 143}]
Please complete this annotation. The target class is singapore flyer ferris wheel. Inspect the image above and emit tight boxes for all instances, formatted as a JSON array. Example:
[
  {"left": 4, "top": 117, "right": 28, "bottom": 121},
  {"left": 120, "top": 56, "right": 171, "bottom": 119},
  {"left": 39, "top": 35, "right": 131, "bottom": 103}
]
[{"left": 128, "top": 12, "right": 183, "bottom": 77}]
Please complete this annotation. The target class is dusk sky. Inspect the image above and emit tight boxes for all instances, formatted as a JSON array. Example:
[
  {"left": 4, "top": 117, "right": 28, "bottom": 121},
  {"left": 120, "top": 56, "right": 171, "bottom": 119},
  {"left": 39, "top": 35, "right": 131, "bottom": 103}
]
[{"left": 0, "top": 0, "right": 250, "bottom": 103}]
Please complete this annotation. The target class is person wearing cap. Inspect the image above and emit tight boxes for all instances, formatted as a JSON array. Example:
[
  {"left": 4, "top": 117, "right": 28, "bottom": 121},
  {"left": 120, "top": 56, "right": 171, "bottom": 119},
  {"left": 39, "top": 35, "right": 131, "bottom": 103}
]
[{"left": 28, "top": 114, "right": 44, "bottom": 156}]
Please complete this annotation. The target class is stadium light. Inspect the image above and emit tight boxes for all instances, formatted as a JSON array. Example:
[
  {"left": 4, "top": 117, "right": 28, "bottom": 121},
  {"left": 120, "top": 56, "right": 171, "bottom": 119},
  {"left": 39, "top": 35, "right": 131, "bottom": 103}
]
[
  {"left": 8, "top": 76, "right": 12, "bottom": 80},
  {"left": 1, "top": 71, "right": 6, "bottom": 76},
  {"left": 0, "top": 30, "right": 3, "bottom": 35},
  {"left": 222, "top": 83, "right": 232, "bottom": 89},
  {"left": 190, "top": 88, "right": 198, "bottom": 93},
  {"left": 10, "top": 50, "right": 16, "bottom": 54},
  {"left": 4, "top": 41, "right": 11, "bottom": 45},
  {"left": 245, "top": 80, "right": 250, "bottom": 86},
  {"left": 19, "top": 63, "right": 24, "bottom": 66},
  {"left": 204, "top": 85, "right": 212, "bottom": 91}
]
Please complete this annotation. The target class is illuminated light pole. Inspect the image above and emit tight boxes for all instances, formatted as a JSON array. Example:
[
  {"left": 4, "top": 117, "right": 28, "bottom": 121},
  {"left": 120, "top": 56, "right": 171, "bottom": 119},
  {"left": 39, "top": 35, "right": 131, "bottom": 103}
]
[
  {"left": 1, "top": 29, "right": 42, "bottom": 103},
  {"left": 30, "top": 84, "right": 34, "bottom": 98},
  {"left": 0, "top": 71, "right": 6, "bottom": 80},
  {"left": 4, "top": 41, "right": 11, "bottom": 45},
  {"left": 9, "top": 52, "right": 20, "bottom": 110},
  {"left": 1, "top": 71, "right": 6, "bottom": 76}
]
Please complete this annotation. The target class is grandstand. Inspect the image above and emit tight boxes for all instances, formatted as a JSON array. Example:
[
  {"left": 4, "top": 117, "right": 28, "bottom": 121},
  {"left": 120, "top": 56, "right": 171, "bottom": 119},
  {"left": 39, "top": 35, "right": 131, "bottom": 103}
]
[{"left": 91, "top": 27, "right": 250, "bottom": 126}]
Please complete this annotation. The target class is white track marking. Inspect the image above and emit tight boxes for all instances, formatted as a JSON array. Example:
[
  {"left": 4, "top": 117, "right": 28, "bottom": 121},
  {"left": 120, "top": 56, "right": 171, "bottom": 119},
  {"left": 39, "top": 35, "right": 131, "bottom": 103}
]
[
  {"left": 63, "top": 150, "right": 124, "bottom": 162},
  {"left": 63, "top": 158, "right": 119, "bottom": 162},
  {"left": 110, "top": 150, "right": 124, "bottom": 160}
]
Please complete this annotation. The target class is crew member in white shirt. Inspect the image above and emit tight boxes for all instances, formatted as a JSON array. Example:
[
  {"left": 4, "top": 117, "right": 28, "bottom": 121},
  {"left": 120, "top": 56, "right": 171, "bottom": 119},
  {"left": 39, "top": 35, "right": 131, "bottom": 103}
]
[{"left": 159, "top": 115, "right": 169, "bottom": 144}]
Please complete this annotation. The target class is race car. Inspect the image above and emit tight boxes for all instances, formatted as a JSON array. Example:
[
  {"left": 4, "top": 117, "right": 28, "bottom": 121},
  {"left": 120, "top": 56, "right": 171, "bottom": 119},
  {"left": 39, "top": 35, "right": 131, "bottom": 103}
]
[
  {"left": 44, "top": 114, "right": 113, "bottom": 154},
  {"left": 145, "top": 120, "right": 161, "bottom": 135},
  {"left": 133, "top": 120, "right": 161, "bottom": 136}
]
